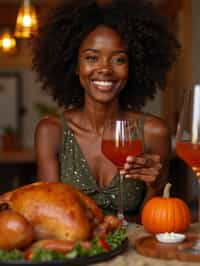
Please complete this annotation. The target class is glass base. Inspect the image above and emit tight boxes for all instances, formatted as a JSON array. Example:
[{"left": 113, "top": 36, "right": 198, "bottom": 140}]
[
  {"left": 180, "top": 240, "right": 200, "bottom": 255},
  {"left": 117, "top": 213, "right": 129, "bottom": 228},
  {"left": 191, "top": 240, "right": 200, "bottom": 254}
]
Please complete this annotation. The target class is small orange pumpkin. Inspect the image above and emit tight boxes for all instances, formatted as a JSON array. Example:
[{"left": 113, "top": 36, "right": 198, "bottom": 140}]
[{"left": 141, "top": 183, "right": 191, "bottom": 234}]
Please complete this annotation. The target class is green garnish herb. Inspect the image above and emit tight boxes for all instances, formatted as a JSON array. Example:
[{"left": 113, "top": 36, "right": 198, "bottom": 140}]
[
  {"left": 65, "top": 242, "right": 89, "bottom": 258},
  {"left": 66, "top": 228, "right": 127, "bottom": 257},
  {"left": 0, "top": 249, "right": 23, "bottom": 261},
  {"left": 29, "top": 248, "right": 66, "bottom": 262},
  {"left": 105, "top": 228, "right": 127, "bottom": 250},
  {"left": 0, "top": 228, "right": 127, "bottom": 262}
]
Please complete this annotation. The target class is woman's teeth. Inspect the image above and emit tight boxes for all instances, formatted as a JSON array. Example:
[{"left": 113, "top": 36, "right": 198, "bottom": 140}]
[{"left": 93, "top": 81, "right": 114, "bottom": 87}]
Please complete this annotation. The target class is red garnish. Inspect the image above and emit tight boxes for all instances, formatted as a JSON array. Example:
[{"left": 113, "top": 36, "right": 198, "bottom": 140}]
[
  {"left": 98, "top": 238, "right": 110, "bottom": 251},
  {"left": 25, "top": 250, "right": 33, "bottom": 261}
]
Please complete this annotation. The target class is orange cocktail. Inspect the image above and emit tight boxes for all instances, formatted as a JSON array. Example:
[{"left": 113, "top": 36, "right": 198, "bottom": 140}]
[
  {"left": 102, "top": 139, "right": 142, "bottom": 169},
  {"left": 176, "top": 142, "right": 200, "bottom": 177}
]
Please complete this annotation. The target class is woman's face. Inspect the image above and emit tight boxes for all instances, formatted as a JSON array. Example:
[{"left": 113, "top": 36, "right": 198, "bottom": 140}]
[{"left": 77, "top": 26, "right": 129, "bottom": 104}]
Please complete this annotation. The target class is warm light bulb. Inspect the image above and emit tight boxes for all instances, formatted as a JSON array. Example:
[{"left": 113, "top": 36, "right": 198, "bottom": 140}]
[
  {"left": 2, "top": 38, "right": 12, "bottom": 48},
  {"left": 15, "top": 0, "right": 38, "bottom": 38},
  {"left": 23, "top": 15, "right": 32, "bottom": 27},
  {"left": 0, "top": 31, "right": 16, "bottom": 53}
]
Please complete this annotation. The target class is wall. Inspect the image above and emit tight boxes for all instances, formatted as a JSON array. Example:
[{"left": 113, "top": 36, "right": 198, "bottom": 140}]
[
  {"left": 142, "top": 91, "right": 162, "bottom": 118},
  {"left": 21, "top": 67, "right": 57, "bottom": 147},
  {"left": 0, "top": 65, "right": 57, "bottom": 147}
]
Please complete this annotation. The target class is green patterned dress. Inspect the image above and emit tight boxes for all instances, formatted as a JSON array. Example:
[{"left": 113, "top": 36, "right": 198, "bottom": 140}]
[{"left": 59, "top": 114, "right": 145, "bottom": 214}]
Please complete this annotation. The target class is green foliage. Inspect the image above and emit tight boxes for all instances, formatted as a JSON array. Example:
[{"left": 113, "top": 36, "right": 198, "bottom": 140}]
[
  {"left": 34, "top": 102, "right": 58, "bottom": 117},
  {"left": 3, "top": 126, "right": 15, "bottom": 135},
  {"left": 105, "top": 228, "right": 127, "bottom": 250},
  {"left": 0, "top": 249, "right": 23, "bottom": 261},
  {"left": 29, "top": 248, "right": 66, "bottom": 262}
]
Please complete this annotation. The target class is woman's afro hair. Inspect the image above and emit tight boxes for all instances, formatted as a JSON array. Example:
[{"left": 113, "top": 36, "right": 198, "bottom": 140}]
[{"left": 32, "top": 0, "right": 180, "bottom": 110}]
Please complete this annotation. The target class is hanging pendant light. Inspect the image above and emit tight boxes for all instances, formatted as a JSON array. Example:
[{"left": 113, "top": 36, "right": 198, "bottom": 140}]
[
  {"left": 15, "top": 0, "right": 38, "bottom": 38},
  {"left": 0, "top": 29, "right": 16, "bottom": 53}
]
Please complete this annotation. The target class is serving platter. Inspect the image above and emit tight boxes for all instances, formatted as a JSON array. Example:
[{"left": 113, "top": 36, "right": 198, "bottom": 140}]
[{"left": 0, "top": 239, "right": 128, "bottom": 266}]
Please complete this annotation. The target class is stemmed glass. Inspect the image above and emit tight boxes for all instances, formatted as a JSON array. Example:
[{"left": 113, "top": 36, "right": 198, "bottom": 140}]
[
  {"left": 101, "top": 119, "right": 143, "bottom": 226},
  {"left": 176, "top": 84, "right": 200, "bottom": 252}
]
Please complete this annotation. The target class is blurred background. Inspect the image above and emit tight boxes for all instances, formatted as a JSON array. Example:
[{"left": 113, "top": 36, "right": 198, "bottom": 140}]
[{"left": 0, "top": 0, "right": 199, "bottom": 219}]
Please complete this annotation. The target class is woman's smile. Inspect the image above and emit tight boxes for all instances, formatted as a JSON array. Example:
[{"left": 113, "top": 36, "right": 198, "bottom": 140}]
[{"left": 91, "top": 79, "right": 117, "bottom": 92}]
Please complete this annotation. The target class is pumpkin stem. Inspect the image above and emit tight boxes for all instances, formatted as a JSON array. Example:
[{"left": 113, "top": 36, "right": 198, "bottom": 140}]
[{"left": 163, "top": 183, "right": 172, "bottom": 198}]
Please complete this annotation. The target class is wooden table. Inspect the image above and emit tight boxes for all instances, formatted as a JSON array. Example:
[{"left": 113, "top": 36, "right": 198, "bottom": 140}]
[
  {"left": 91, "top": 224, "right": 200, "bottom": 266},
  {"left": 0, "top": 148, "right": 36, "bottom": 193}
]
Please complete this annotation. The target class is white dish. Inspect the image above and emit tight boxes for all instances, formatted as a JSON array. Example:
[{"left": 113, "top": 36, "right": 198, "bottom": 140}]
[{"left": 155, "top": 232, "right": 186, "bottom": 244}]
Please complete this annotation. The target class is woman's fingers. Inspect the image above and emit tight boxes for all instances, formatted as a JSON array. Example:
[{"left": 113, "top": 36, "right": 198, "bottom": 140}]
[
  {"left": 125, "top": 167, "right": 160, "bottom": 176},
  {"left": 120, "top": 167, "right": 160, "bottom": 182},
  {"left": 126, "top": 154, "right": 161, "bottom": 166},
  {"left": 126, "top": 156, "right": 146, "bottom": 164},
  {"left": 125, "top": 173, "right": 156, "bottom": 182},
  {"left": 124, "top": 162, "right": 161, "bottom": 170},
  {"left": 120, "top": 154, "right": 162, "bottom": 183},
  {"left": 144, "top": 154, "right": 161, "bottom": 162}
]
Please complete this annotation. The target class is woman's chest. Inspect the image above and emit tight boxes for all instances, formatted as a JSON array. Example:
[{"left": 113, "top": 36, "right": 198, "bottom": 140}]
[{"left": 75, "top": 134, "right": 117, "bottom": 188}]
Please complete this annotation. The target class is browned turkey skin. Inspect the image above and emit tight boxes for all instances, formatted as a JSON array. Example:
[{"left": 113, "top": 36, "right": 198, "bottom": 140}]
[{"left": 0, "top": 182, "right": 122, "bottom": 251}]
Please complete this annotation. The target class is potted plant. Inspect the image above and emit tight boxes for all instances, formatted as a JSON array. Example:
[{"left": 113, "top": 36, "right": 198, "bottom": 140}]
[{"left": 1, "top": 126, "right": 20, "bottom": 150}]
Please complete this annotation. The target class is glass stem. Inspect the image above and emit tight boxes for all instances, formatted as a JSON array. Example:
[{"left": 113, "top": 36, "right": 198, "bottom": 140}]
[
  {"left": 187, "top": 177, "right": 200, "bottom": 251},
  {"left": 118, "top": 172, "right": 124, "bottom": 220},
  {"left": 198, "top": 178, "right": 200, "bottom": 222}
]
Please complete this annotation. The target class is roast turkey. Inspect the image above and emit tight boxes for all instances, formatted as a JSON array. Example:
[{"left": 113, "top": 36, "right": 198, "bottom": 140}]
[
  {"left": 0, "top": 182, "right": 104, "bottom": 243},
  {"left": 0, "top": 210, "right": 34, "bottom": 250}
]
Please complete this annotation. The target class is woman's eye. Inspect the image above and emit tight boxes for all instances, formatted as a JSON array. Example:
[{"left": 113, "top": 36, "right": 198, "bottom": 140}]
[
  {"left": 112, "top": 57, "right": 127, "bottom": 64},
  {"left": 85, "top": 55, "right": 98, "bottom": 62}
]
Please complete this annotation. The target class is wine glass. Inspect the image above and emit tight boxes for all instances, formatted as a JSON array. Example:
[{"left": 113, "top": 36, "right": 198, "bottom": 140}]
[
  {"left": 101, "top": 119, "right": 143, "bottom": 226},
  {"left": 176, "top": 84, "right": 200, "bottom": 252}
]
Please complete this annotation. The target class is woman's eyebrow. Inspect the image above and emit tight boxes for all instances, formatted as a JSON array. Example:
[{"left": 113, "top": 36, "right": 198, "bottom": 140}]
[
  {"left": 82, "top": 48, "right": 128, "bottom": 54},
  {"left": 82, "top": 48, "right": 99, "bottom": 53},
  {"left": 112, "top": 50, "right": 128, "bottom": 55}
]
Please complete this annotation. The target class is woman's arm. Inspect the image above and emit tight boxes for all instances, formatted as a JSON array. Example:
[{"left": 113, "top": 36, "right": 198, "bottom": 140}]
[
  {"left": 144, "top": 115, "right": 171, "bottom": 195},
  {"left": 35, "top": 116, "right": 62, "bottom": 182}
]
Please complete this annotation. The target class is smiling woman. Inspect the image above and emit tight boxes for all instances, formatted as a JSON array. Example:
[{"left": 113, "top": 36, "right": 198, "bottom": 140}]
[
  {"left": 32, "top": 0, "right": 180, "bottom": 220},
  {"left": 77, "top": 26, "right": 129, "bottom": 105}
]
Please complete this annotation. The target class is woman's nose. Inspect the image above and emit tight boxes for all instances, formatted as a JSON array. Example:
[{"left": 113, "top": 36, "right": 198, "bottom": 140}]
[{"left": 97, "top": 59, "right": 113, "bottom": 74}]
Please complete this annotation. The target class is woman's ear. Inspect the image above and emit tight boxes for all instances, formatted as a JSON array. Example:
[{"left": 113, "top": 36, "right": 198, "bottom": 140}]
[
  {"left": 76, "top": 58, "right": 80, "bottom": 75},
  {"left": 75, "top": 58, "right": 80, "bottom": 75},
  {"left": 75, "top": 65, "right": 79, "bottom": 75}
]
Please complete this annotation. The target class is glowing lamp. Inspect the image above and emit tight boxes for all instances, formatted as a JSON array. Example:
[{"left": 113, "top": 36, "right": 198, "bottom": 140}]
[
  {"left": 15, "top": 0, "right": 38, "bottom": 38},
  {"left": 0, "top": 31, "right": 16, "bottom": 53}
]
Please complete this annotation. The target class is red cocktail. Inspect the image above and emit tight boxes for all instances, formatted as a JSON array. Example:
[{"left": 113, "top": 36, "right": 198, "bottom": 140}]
[
  {"left": 102, "top": 139, "right": 142, "bottom": 169},
  {"left": 176, "top": 142, "right": 200, "bottom": 177}
]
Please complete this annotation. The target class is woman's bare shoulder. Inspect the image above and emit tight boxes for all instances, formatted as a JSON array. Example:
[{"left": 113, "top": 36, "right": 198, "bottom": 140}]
[
  {"left": 143, "top": 113, "right": 170, "bottom": 138},
  {"left": 35, "top": 114, "right": 62, "bottom": 140},
  {"left": 129, "top": 111, "right": 169, "bottom": 137}
]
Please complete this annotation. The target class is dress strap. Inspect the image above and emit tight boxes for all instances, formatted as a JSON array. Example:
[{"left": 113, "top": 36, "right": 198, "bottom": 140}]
[
  {"left": 140, "top": 113, "right": 146, "bottom": 152},
  {"left": 140, "top": 112, "right": 146, "bottom": 130},
  {"left": 60, "top": 112, "right": 69, "bottom": 130}
]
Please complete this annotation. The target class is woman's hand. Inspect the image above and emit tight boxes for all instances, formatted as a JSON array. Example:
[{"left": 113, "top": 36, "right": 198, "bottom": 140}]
[{"left": 120, "top": 154, "right": 162, "bottom": 184}]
